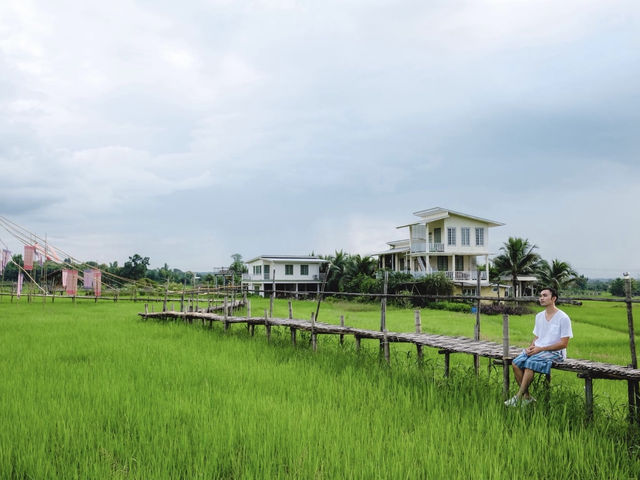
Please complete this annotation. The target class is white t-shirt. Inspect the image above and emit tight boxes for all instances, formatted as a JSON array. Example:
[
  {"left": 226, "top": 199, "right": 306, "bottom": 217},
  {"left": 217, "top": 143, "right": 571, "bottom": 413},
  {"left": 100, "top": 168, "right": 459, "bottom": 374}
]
[{"left": 533, "top": 309, "right": 573, "bottom": 359}]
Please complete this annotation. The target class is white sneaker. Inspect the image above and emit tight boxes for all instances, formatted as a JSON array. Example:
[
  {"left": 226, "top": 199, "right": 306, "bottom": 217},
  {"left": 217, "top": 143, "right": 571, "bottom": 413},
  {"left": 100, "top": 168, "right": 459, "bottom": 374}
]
[
  {"left": 504, "top": 395, "right": 519, "bottom": 407},
  {"left": 521, "top": 396, "right": 536, "bottom": 406}
]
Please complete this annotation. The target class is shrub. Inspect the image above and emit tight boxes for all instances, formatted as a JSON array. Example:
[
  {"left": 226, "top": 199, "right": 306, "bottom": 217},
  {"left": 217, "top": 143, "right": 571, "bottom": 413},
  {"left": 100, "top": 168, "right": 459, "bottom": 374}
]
[
  {"left": 479, "top": 302, "right": 534, "bottom": 316},
  {"left": 425, "top": 301, "right": 472, "bottom": 313}
]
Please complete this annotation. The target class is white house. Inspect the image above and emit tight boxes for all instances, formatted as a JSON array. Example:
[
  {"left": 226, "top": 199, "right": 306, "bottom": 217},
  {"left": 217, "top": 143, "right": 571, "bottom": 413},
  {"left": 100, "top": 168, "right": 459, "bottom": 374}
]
[
  {"left": 242, "top": 255, "right": 328, "bottom": 297},
  {"left": 373, "top": 207, "right": 505, "bottom": 296}
]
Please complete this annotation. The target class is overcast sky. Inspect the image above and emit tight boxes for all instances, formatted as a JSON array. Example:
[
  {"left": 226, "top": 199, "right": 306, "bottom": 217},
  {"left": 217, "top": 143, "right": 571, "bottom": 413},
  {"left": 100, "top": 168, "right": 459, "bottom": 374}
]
[{"left": 1, "top": 0, "right": 639, "bottom": 278}]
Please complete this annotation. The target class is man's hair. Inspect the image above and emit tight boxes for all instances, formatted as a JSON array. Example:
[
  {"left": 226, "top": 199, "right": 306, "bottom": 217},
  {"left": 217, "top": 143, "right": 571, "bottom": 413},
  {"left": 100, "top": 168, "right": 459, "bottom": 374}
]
[{"left": 540, "top": 287, "right": 558, "bottom": 300}]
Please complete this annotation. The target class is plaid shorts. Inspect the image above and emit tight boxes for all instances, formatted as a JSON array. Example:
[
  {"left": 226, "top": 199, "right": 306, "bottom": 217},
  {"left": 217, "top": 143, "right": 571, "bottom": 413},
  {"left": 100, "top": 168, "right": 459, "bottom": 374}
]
[{"left": 512, "top": 349, "right": 563, "bottom": 375}]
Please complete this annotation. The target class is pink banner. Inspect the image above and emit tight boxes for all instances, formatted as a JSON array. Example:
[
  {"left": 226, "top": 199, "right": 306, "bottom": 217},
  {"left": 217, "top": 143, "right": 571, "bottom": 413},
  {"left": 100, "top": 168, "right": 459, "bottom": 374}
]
[
  {"left": 83, "top": 269, "right": 94, "bottom": 289},
  {"left": 24, "top": 245, "right": 35, "bottom": 271},
  {"left": 0, "top": 249, "right": 10, "bottom": 275},
  {"left": 62, "top": 269, "right": 68, "bottom": 287},
  {"left": 66, "top": 270, "right": 78, "bottom": 296},
  {"left": 17, "top": 272, "right": 23, "bottom": 298},
  {"left": 94, "top": 270, "right": 102, "bottom": 297}
]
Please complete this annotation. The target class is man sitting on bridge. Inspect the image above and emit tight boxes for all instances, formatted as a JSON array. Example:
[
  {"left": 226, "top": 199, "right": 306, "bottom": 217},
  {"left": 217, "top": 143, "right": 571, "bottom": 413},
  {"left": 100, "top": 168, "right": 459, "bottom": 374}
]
[{"left": 505, "top": 287, "right": 573, "bottom": 407}]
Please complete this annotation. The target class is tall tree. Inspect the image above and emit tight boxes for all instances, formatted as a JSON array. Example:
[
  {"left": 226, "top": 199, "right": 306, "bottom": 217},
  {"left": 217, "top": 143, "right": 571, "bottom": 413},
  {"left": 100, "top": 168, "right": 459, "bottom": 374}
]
[
  {"left": 536, "top": 259, "right": 578, "bottom": 294},
  {"left": 324, "top": 250, "right": 349, "bottom": 293},
  {"left": 493, "top": 237, "right": 541, "bottom": 297},
  {"left": 120, "top": 254, "right": 150, "bottom": 280}
]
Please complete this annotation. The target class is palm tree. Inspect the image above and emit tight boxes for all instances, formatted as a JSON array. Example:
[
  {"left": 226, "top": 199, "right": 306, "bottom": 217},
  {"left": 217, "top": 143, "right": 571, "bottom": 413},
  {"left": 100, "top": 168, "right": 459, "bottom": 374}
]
[
  {"left": 342, "top": 254, "right": 377, "bottom": 285},
  {"left": 493, "top": 237, "right": 542, "bottom": 297},
  {"left": 324, "top": 250, "right": 349, "bottom": 293},
  {"left": 536, "top": 259, "right": 578, "bottom": 294}
]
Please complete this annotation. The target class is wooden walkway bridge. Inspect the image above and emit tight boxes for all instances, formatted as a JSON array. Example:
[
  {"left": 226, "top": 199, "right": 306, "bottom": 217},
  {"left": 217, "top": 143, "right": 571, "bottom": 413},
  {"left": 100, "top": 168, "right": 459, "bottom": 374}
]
[{"left": 139, "top": 302, "right": 640, "bottom": 422}]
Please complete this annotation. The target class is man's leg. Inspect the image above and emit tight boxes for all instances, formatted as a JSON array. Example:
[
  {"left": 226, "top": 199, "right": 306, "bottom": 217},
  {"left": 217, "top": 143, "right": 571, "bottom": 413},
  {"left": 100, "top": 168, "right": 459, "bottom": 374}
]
[
  {"left": 516, "top": 368, "right": 535, "bottom": 399},
  {"left": 512, "top": 362, "right": 524, "bottom": 388}
]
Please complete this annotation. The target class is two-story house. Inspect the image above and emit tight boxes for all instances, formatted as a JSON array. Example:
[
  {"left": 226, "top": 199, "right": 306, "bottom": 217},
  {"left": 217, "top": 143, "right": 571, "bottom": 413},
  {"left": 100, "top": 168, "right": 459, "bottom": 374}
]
[
  {"left": 374, "top": 207, "right": 504, "bottom": 295},
  {"left": 242, "top": 255, "right": 328, "bottom": 298}
]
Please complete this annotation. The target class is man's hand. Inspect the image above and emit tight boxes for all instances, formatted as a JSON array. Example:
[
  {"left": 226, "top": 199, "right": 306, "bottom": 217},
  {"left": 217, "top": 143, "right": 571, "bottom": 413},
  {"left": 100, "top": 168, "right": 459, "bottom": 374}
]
[{"left": 525, "top": 345, "right": 541, "bottom": 356}]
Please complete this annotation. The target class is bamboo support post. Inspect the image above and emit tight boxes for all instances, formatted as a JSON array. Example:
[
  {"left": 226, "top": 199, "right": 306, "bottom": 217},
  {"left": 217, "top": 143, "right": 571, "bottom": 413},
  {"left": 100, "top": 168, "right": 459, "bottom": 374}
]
[
  {"left": 339, "top": 315, "right": 345, "bottom": 345},
  {"left": 247, "top": 300, "right": 252, "bottom": 333},
  {"left": 355, "top": 335, "right": 361, "bottom": 351},
  {"left": 290, "top": 327, "right": 297, "bottom": 346},
  {"left": 474, "top": 273, "right": 481, "bottom": 375},
  {"left": 264, "top": 309, "right": 271, "bottom": 342},
  {"left": 415, "top": 310, "right": 423, "bottom": 362},
  {"left": 224, "top": 296, "right": 229, "bottom": 331},
  {"left": 311, "top": 311, "right": 317, "bottom": 352},
  {"left": 163, "top": 279, "right": 168, "bottom": 312},
  {"left": 502, "top": 313, "right": 511, "bottom": 399},
  {"left": 383, "top": 329, "right": 390, "bottom": 364},
  {"left": 288, "top": 300, "right": 293, "bottom": 319},
  {"left": 440, "top": 350, "right": 450, "bottom": 377},
  {"left": 380, "top": 271, "right": 388, "bottom": 355}
]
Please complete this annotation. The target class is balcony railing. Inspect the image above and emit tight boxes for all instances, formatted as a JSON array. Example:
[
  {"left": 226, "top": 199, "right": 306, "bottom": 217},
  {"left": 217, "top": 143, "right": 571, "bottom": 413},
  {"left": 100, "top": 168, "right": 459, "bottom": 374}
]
[
  {"left": 399, "top": 270, "right": 488, "bottom": 281},
  {"left": 409, "top": 242, "right": 444, "bottom": 253}
]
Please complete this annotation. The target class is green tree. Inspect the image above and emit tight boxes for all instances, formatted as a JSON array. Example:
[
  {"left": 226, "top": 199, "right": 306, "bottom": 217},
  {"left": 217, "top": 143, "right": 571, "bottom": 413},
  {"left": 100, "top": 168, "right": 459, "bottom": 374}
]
[
  {"left": 609, "top": 277, "right": 638, "bottom": 297},
  {"left": 493, "top": 237, "right": 542, "bottom": 297},
  {"left": 120, "top": 254, "right": 150, "bottom": 280},
  {"left": 342, "top": 254, "right": 377, "bottom": 288},
  {"left": 229, "top": 254, "right": 247, "bottom": 282},
  {"left": 324, "top": 250, "right": 349, "bottom": 293},
  {"left": 536, "top": 259, "right": 578, "bottom": 294}
]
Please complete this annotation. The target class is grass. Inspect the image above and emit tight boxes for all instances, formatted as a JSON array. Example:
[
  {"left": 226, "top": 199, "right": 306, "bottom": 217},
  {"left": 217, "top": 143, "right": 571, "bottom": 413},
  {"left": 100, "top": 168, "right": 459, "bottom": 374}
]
[{"left": 1, "top": 297, "right": 640, "bottom": 478}]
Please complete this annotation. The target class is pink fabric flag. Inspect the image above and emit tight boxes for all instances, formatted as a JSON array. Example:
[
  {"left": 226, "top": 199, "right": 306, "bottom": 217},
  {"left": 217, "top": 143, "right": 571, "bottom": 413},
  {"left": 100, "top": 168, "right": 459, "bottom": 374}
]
[
  {"left": 66, "top": 270, "right": 78, "bottom": 296},
  {"left": 0, "top": 249, "right": 10, "bottom": 275},
  {"left": 83, "top": 269, "right": 94, "bottom": 289},
  {"left": 17, "top": 272, "right": 23, "bottom": 298},
  {"left": 94, "top": 270, "right": 102, "bottom": 297},
  {"left": 62, "top": 269, "right": 68, "bottom": 287},
  {"left": 24, "top": 245, "right": 35, "bottom": 271}
]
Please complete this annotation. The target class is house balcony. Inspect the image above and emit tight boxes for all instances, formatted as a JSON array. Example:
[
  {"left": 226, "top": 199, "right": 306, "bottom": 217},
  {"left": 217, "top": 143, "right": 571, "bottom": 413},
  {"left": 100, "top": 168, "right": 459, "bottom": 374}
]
[
  {"left": 402, "top": 270, "right": 488, "bottom": 281},
  {"left": 409, "top": 242, "right": 444, "bottom": 254}
]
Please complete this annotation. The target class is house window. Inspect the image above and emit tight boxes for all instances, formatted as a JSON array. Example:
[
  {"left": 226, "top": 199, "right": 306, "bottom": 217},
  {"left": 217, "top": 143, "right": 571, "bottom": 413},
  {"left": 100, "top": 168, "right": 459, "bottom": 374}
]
[
  {"left": 475, "top": 228, "right": 485, "bottom": 246},
  {"left": 263, "top": 265, "right": 270, "bottom": 280},
  {"left": 285, "top": 265, "right": 293, "bottom": 275},
  {"left": 433, "top": 228, "right": 442, "bottom": 244},
  {"left": 455, "top": 256, "right": 464, "bottom": 272},
  {"left": 447, "top": 227, "right": 456, "bottom": 246},
  {"left": 253, "top": 265, "right": 262, "bottom": 275},
  {"left": 437, "top": 257, "right": 448, "bottom": 271},
  {"left": 300, "top": 265, "right": 309, "bottom": 275},
  {"left": 461, "top": 228, "right": 470, "bottom": 246}
]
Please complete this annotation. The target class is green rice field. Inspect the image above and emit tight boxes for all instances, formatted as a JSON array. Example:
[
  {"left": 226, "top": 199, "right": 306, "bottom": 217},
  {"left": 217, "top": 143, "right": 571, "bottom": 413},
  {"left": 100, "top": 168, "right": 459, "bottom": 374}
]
[{"left": 1, "top": 296, "right": 639, "bottom": 478}]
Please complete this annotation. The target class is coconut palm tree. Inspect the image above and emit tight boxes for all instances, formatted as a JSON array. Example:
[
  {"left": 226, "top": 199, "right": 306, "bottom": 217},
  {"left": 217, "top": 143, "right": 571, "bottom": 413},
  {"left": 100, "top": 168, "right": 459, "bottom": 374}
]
[
  {"left": 536, "top": 259, "right": 578, "bottom": 294},
  {"left": 324, "top": 250, "right": 349, "bottom": 293},
  {"left": 493, "top": 237, "right": 542, "bottom": 297}
]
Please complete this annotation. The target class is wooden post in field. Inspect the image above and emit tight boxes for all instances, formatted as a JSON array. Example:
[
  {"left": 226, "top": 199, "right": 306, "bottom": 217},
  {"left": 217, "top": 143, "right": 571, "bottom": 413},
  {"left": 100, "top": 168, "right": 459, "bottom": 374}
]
[
  {"left": 474, "top": 272, "right": 481, "bottom": 375},
  {"left": 380, "top": 271, "right": 388, "bottom": 355},
  {"left": 624, "top": 273, "right": 639, "bottom": 424},
  {"left": 311, "top": 311, "right": 317, "bottom": 352},
  {"left": 290, "top": 326, "right": 297, "bottom": 346},
  {"left": 502, "top": 313, "right": 511, "bottom": 399},
  {"left": 224, "top": 295, "right": 229, "bottom": 331},
  {"left": 415, "top": 310, "right": 423, "bottom": 362},
  {"left": 355, "top": 335, "right": 361, "bottom": 351},
  {"left": 144, "top": 304, "right": 148, "bottom": 315},
  {"left": 180, "top": 279, "right": 185, "bottom": 312},
  {"left": 247, "top": 299, "right": 252, "bottom": 334},
  {"left": 264, "top": 309, "right": 271, "bottom": 342},
  {"left": 288, "top": 299, "right": 293, "bottom": 319},
  {"left": 163, "top": 278, "right": 168, "bottom": 312},
  {"left": 270, "top": 268, "right": 275, "bottom": 318},
  {"left": 339, "top": 315, "right": 345, "bottom": 345}
]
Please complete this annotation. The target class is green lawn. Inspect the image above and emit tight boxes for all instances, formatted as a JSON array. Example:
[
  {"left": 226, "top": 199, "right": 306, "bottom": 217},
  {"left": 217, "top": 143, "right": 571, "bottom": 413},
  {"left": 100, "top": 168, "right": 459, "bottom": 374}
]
[{"left": 1, "top": 297, "right": 639, "bottom": 478}]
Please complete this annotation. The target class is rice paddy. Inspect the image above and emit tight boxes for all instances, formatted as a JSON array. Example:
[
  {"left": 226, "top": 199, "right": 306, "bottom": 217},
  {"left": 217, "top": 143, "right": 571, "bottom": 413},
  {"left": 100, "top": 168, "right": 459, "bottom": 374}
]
[{"left": 1, "top": 297, "right": 639, "bottom": 478}]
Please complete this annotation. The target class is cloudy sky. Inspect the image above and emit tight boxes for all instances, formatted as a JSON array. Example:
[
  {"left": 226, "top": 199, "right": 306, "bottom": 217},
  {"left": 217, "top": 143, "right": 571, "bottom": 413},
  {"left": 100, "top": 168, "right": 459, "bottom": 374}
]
[{"left": 1, "top": 0, "right": 639, "bottom": 277}]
